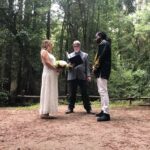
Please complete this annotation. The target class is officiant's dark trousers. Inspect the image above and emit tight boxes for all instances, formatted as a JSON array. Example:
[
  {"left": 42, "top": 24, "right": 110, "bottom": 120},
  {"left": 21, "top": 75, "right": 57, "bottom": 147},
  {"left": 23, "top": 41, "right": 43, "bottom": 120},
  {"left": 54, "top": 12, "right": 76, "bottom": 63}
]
[{"left": 68, "top": 79, "right": 91, "bottom": 111}]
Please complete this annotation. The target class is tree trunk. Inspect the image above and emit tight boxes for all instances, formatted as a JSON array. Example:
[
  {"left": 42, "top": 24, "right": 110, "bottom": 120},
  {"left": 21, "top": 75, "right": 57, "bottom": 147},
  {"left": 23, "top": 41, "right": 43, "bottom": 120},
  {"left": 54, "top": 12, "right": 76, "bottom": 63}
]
[
  {"left": 59, "top": 19, "right": 65, "bottom": 59},
  {"left": 46, "top": 1, "right": 51, "bottom": 39}
]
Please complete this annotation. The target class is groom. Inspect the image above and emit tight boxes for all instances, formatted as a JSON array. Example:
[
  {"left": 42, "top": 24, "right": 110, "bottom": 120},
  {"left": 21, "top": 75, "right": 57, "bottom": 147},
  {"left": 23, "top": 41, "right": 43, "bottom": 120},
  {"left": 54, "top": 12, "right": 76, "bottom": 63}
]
[{"left": 65, "top": 40, "right": 93, "bottom": 114}]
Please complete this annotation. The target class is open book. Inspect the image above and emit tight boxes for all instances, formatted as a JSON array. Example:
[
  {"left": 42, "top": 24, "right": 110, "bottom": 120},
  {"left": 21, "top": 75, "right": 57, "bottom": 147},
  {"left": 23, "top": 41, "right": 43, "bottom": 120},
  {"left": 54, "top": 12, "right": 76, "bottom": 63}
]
[{"left": 66, "top": 52, "right": 83, "bottom": 67}]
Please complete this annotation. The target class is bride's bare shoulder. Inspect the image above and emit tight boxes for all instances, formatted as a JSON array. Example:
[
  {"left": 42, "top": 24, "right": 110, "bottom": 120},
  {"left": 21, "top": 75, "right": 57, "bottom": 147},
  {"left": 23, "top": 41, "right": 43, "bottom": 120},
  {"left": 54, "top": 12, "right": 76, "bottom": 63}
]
[{"left": 41, "top": 49, "right": 48, "bottom": 56}]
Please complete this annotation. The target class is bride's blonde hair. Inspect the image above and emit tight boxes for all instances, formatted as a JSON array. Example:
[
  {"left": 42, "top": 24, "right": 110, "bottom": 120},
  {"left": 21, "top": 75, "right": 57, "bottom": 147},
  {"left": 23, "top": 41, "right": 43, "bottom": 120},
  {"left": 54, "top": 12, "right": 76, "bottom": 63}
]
[{"left": 41, "top": 39, "right": 53, "bottom": 51}]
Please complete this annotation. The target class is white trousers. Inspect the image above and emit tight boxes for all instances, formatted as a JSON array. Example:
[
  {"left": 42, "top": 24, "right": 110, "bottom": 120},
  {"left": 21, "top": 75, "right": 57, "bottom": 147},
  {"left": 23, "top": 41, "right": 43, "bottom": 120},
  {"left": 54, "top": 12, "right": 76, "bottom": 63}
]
[{"left": 97, "top": 77, "right": 109, "bottom": 114}]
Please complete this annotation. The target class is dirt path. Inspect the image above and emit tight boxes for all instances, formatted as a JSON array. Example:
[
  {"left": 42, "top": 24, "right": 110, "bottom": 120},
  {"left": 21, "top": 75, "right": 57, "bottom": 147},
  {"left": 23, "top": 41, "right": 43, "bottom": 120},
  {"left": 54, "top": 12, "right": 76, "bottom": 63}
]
[{"left": 0, "top": 105, "right": 150, "bottom": 150}]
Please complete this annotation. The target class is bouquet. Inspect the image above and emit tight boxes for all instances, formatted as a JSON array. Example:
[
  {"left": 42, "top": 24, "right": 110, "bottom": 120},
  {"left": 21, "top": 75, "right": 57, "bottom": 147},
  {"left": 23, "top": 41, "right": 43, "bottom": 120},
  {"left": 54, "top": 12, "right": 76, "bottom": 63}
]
[{"left": 55, "top": 60, "right": 72, "bottom": 69}]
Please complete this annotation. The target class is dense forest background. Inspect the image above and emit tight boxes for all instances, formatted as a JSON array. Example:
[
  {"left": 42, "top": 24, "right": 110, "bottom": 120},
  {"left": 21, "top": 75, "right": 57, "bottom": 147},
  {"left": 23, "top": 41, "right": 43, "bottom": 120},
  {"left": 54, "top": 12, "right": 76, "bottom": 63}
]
[{"left": 0, "top": 0, "right": 150, "bottom": 104}]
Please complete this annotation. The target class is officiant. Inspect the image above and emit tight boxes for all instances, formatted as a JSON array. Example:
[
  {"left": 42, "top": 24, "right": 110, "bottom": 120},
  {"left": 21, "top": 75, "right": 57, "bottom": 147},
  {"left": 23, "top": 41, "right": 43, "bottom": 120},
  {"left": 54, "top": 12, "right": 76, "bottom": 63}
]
[{"left": 65, "top": 40, "right": 93, "bottom": 114}]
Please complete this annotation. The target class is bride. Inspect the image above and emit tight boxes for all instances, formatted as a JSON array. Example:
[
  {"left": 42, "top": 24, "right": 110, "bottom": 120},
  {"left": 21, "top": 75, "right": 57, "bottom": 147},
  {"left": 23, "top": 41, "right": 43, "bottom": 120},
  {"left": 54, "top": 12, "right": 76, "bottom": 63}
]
[{"left": 39, "top": 39, "right": 59, "bottom": 119}]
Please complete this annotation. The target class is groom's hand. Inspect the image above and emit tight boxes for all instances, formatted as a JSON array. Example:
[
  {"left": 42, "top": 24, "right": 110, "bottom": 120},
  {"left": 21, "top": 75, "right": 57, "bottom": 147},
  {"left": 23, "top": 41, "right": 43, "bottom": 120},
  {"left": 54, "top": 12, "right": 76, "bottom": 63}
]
[{"left": 87, "top": 76, "right": 91, "bottom": 82}]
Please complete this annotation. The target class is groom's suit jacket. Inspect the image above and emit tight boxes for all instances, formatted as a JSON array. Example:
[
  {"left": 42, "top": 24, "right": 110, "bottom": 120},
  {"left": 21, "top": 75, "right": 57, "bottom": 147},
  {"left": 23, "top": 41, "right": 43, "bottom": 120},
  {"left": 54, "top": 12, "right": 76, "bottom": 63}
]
[{"left": 67, "top": 51, "right": 91, "bottom": 81}]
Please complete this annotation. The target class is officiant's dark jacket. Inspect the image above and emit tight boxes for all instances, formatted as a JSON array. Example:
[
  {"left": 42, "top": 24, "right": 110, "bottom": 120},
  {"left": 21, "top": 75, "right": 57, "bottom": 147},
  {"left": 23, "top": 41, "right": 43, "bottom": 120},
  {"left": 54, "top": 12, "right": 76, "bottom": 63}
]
[
  {"left": 94, "top": 40, "right": 111, "bottom": 80},
  {"left": 67, "top": 51, "right": 91, "bottom": 80}
]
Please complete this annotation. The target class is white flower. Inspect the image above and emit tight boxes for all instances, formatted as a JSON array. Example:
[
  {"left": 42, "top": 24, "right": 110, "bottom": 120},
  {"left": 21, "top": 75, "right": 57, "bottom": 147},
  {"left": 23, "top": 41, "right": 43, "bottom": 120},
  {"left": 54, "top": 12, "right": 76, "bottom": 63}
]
[{"left": 55, "top": 60, "right": 72, "bottom": 69}]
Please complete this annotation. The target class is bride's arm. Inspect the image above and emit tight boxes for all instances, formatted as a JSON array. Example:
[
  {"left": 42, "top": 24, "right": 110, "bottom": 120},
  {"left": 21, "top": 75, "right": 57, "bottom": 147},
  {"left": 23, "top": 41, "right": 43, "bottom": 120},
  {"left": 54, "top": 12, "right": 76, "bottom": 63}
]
[{"left": 40, "top": 50, "right": 56, "bottom": 70}]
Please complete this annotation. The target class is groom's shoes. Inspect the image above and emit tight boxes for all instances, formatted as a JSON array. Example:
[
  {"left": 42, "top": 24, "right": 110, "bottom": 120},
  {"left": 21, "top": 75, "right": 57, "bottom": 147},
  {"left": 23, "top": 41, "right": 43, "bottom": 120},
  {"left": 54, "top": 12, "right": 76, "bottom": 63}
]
[
  {"left": 65, "top": 109, "right": 74, "bottom": 114},
  {"left": 96, "top": 110, "right": 104, "bottom": 117},
  {"left": 97, "top": 113, "right": 110, "bottom": 121}
]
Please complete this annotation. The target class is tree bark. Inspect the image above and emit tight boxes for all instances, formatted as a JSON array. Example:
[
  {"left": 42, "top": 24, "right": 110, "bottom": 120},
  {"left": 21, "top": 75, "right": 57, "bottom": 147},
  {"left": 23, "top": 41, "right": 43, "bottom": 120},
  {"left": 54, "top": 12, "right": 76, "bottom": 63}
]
[{"left": 46, "top": 1, "right": 51, "bottom": 39}]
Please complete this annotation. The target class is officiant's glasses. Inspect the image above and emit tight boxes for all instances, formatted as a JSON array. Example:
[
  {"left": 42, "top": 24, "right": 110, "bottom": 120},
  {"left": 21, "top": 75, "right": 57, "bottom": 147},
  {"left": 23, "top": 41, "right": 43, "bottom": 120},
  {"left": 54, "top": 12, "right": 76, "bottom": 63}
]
[{"left": 73, "top": 45, "right": 80, "bottom": 47}]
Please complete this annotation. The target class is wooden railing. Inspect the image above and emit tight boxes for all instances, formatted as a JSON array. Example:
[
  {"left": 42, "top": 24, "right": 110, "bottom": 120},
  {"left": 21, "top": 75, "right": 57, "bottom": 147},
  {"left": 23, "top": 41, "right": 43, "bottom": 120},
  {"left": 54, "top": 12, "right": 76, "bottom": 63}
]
[{"left": 17, "top": 95, "right": 150, "bottom": 105}]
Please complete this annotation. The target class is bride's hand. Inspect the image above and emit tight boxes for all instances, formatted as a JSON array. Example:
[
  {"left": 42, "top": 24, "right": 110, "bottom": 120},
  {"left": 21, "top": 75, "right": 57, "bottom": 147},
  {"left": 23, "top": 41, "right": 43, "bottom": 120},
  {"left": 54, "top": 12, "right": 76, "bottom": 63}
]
[{"left": 55, "top": 68, "right": 62, "bottom": 74}]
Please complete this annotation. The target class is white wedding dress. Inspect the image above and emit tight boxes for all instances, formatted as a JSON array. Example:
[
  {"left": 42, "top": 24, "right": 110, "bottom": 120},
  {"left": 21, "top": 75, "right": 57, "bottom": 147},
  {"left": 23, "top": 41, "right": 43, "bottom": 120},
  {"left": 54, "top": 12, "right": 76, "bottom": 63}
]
[{"left": 39, "top": 52, "right": 58, "bottom": 115}]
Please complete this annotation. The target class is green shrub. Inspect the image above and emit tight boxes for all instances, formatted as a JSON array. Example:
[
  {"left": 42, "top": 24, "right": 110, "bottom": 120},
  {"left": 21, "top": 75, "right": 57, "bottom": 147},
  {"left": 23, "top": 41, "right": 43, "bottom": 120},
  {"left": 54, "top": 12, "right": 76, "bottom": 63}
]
[{"left": 0, "top": 92, "right": 9, "bottom": 106}]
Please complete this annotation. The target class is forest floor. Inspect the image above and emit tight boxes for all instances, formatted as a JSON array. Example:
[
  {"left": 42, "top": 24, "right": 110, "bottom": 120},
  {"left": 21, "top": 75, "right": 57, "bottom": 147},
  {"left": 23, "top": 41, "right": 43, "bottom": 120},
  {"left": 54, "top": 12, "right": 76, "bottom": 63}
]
[{"left": 0, "top": 104, "right": 150, "bottom": 150}]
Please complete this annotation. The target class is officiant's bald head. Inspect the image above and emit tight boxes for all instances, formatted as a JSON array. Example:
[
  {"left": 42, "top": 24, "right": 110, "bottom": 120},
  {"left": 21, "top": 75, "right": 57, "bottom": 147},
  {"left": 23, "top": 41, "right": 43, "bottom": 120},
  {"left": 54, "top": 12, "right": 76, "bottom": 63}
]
[{"left": 73, "top": 40, "right": 81, "bottom": 46}]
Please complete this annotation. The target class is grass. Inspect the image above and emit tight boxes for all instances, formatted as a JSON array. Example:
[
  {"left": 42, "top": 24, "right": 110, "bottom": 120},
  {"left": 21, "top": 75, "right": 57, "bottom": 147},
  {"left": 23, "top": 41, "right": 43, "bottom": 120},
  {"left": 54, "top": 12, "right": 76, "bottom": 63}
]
[
  {"left": 92, "top": 100, "right": 131, "bottom": 108},
  {"left": 15, "top": 103, "right": 40, "bottom": 110},
  {"left": 1, "top": 99, "right": 149, "bottom": 110}
]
